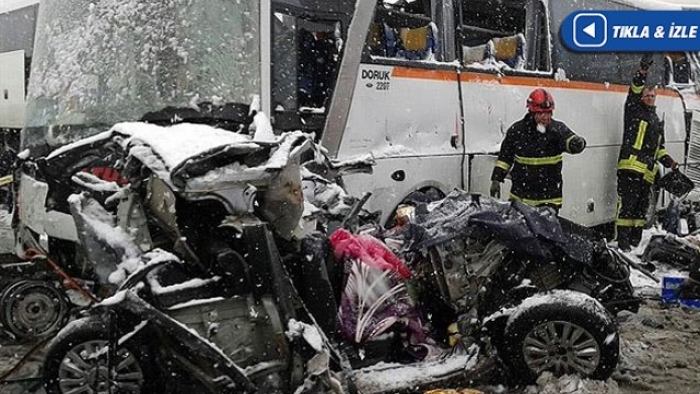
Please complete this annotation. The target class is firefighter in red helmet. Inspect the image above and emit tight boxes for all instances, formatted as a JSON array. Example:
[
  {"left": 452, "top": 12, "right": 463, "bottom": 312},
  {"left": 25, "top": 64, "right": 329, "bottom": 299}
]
[{"left": 490, "top": 88, "right": 587, "bottom": 211}]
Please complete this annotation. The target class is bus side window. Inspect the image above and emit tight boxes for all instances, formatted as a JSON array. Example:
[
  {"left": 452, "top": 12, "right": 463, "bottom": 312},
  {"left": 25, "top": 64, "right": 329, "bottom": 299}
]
[
  {"left": 461, "top": 34, "right": 525, "bottom": 69},
  {"left": 459, "top": 0, "right": 535, "bottom": 71},
  {"left": 366, "top": 22, "right": 398, "bottom": 57},
  {"left": 365, "top": 0, "right": 437, "bottom": 61}
]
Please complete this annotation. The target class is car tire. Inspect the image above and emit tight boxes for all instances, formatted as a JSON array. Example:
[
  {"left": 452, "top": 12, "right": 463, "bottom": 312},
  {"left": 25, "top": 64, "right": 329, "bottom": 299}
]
[
  {"left": 0, "top": 279, "right": 69, "bottom": 341},
  {"left": 43, "top": 317, "right": 156, "bottom": 394},
  {"left": 496, "top": 290, "right": 619, "bottom": 384}
]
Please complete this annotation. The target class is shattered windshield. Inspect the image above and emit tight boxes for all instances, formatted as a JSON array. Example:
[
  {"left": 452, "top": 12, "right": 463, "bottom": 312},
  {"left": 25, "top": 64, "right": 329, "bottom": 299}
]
[{"left": 23, "top": 0, "right": 260, "bottom": 152}]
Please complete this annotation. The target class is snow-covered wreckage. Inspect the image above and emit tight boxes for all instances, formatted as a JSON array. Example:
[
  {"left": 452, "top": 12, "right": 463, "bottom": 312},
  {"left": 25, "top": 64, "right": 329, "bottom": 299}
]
[
  {"left": 8, "top": 121, "right": 631, "bottom": 394},
  {"left": 11, "top": 0, "right": 694, "bottom": 391}
]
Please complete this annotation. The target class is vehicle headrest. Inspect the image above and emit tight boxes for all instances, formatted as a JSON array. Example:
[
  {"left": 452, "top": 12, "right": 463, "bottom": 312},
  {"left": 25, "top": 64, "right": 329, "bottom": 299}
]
[
  {"left": 492, "top": 35, "right": 522, "bottom": 61},
  {"left": 400, "top": 26, "right": 430, "bottom": 51}
]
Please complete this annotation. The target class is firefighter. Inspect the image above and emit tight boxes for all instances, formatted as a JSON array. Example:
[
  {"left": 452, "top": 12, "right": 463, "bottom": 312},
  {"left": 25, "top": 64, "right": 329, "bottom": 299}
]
[
  {"left": 616, "top": 54, "right": 678, "bottom": 252},
  {"left": 489, "top": 88, "right": 586, "bottom": 211}
]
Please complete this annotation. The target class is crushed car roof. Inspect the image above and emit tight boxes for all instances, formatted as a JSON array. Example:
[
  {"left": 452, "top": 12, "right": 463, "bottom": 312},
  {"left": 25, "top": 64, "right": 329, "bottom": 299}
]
[{"left": 46, "top": 122, "right": 313, "bottom": 190}]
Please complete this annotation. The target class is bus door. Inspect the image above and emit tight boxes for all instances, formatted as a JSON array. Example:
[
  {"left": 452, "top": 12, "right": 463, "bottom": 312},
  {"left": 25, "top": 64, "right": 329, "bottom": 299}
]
[{"left": 269, "top": 1, "right": 348, "bottom": 136}]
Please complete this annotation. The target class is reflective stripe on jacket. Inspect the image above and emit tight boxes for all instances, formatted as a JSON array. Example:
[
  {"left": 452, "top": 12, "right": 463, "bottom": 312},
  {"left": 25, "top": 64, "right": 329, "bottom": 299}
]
[
  {"left": 617, "top": 71, "right": 672, "bottom": 184},
  {"left": 491, "top": 113, "right": 583, "bottom": 207}
]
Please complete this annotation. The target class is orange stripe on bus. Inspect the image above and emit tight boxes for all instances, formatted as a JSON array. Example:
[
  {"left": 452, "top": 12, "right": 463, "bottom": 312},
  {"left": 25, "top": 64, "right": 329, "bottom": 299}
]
[
  {"left": 390, "top": 66, "right": 679, "bottom": 97},
  {"left": 391, "top": 67, "right": 459, "bottom": 81}
]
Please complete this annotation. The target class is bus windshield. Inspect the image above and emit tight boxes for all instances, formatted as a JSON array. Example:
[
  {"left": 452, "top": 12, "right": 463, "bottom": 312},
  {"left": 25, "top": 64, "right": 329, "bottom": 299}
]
[{"left": 23, "top": 0, "right": 261, "bottom": 153}]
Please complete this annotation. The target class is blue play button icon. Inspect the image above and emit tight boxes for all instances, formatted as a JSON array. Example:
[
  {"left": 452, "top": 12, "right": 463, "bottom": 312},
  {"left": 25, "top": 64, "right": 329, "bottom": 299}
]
[
  {"left": 583, "top": 23, "right": 597, "bottom": 38},
  {"left": 573, "top": 13, "right": 607, "bottom": 47}
]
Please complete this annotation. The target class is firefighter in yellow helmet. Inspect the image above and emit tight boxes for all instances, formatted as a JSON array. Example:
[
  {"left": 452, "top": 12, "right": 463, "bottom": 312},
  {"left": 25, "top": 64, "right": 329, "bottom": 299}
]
[
  {"left": 616, "top": 54, "right": 678, "bottom": 252},
  {"left": 490, "top": 88, "right": 587, "bottom": 211}
]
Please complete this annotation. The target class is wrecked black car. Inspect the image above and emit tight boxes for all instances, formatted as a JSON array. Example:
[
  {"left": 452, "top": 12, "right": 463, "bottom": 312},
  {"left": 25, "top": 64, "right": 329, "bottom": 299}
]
[{"left": 18, "top": 122, "right": 624, "bottom": 394}]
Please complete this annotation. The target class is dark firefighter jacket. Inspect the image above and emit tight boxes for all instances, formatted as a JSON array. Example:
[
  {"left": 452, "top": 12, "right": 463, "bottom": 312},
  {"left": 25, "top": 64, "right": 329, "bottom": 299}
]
[
  {"left": 491, "top": 114, "right": 584, "bottom": 207},
  {"left": 618, "top": 71, "right": 674, "bottom": 183}
]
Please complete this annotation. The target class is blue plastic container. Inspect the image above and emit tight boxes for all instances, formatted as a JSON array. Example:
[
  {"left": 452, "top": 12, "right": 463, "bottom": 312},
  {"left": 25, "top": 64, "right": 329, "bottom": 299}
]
[{"left": 661, "top": 276, "right": 700, "bottom": 309}]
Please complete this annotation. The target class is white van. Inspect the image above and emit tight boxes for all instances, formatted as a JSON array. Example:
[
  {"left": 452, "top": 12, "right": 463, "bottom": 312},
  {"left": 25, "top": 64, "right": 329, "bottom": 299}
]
[
  {"left": 18, "top": 0, "right": 700, "bottom": 251},
  {"left": 0, "top": 0, "right": 38, "bottom": 144}
]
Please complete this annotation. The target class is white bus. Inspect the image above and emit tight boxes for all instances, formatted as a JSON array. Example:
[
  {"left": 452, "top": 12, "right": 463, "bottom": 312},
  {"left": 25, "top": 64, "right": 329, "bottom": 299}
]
[
  {"left": 18, "top": 0, "right": 700, "bottom": 240},
  {"left": 324, "top": 0, "right": 700, "bottom": 229},
  {"left": 0, "top": 0, "right": 39, "bottom": 148}
]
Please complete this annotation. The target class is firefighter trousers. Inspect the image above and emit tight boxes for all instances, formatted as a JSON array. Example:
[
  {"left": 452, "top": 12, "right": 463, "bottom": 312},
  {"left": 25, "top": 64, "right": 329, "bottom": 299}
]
[{"left": 616, "top": 171, "right": 651, "bottom": 250}]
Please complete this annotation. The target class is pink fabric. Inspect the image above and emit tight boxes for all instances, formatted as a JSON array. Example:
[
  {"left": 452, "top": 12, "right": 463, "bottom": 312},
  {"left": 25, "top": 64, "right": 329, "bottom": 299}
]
[{"left": 329, "top": 228, "right": 411, "bottom": 279}]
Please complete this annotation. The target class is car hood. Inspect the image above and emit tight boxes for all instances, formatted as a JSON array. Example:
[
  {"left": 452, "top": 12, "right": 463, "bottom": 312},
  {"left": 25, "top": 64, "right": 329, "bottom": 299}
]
[{"left": 45, "top": 121, "right": 314, "bottom": 191}]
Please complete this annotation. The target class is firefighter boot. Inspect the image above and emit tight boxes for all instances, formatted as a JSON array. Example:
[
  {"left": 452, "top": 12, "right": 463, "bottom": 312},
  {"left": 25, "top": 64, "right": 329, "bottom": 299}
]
[
  {"left": 617, "top": 226, "right": 632, "bottom": 252},
  {"left": 630, "top": 226, "right": 644, "bottom": 249}
]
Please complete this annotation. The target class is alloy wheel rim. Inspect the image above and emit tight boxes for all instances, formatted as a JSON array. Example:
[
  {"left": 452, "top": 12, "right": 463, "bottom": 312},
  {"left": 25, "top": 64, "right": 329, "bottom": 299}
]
[
  {"left": 57, "top": 339, "right": 144, "bottom": 394},
  {"left": 522, "top": 320, "right": 601, "bottom": 376}
]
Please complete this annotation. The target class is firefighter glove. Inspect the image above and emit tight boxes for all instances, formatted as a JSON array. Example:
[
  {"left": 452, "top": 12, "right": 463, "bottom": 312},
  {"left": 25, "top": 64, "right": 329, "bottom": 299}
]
[
  {"left": 664, "top": 156, "right": 679, "bottom": 170},
  {"left": 490, "top": 181, "right": 501, "bottom": 198},
  {"left": 568, "top": 135, "right": 586, "bottom": 154}
]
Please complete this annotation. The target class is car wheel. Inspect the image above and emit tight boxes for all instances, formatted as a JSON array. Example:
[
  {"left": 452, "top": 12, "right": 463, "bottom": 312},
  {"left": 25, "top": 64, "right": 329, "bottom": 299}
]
[
  {"left": 0, "top": 279, "right": 69, "bottom": 341},
  {"left": 43, "top": 317, "right": 153, "bottom": 394},
  {"left": 496, "top": 290, "right": 619, "bottom": 384}
]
